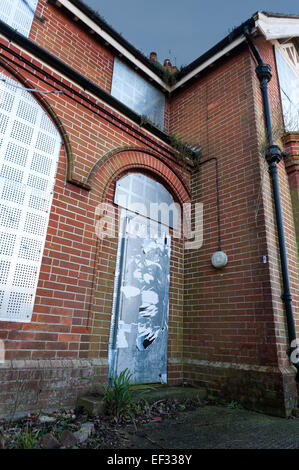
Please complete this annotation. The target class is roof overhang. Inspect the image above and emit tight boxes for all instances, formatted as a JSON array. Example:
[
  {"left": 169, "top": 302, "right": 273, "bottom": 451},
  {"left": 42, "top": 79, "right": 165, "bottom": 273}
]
[
  {"left": 172, "top": 35, "right": 247, "bottom": 91},
  {"left": 255, "top": 11, "right": 299, "bottom": 41},
  {"left": 56, "top": 0, "right": 257, "bottom": 92},
  {"left": 51, "top": 0, "right": 171, "bottom": 92},
  {"left": 4, "top": 2, "right": 299, "bottom": 94}
]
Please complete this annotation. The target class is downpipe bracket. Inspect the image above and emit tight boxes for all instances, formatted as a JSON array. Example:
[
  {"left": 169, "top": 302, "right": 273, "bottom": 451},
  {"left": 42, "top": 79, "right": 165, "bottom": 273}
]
[
  {"left": 266, "top": 144, "right": 282, "bottom": 165},
  {"left": 256, "top": 64, "right": 272, "bottom": 83},
  {"left": 281, "top": 292, "right": 293, "bottom": 303}
]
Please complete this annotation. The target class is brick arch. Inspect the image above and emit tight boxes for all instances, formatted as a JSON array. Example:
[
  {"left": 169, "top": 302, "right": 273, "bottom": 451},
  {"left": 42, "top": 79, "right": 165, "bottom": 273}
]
[
  {"left": 88, "top": 148, "right": 188, "bottom": 367},
  {"left": 0, "top": 56, "right": 73, "bottom": 180},
  {"left": 87, "top": 147, "right": 191, "bottom": 205}
]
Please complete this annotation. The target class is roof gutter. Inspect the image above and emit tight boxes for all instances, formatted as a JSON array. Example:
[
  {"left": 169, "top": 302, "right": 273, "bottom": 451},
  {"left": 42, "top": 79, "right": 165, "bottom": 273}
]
[
  {"left": 48, "top": 0, "right": 170, "bottom": 91},
  {"left": 173, "top": 17, "right": 256, "bottom": 89},
  {"left": 37, "top": 5, "right": 299, "bottom": 94},
  {"left": 172, "top": 36, "right": 246, "bottom": 91},
  {"left": 49, "top": 0, "right": 257, "bottom": 92}
]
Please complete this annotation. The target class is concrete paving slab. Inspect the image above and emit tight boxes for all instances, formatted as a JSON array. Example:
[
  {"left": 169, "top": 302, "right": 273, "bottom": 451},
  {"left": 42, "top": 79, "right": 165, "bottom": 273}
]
[{"left": 123, "top": 405, "right": 299, "bottom": 449}]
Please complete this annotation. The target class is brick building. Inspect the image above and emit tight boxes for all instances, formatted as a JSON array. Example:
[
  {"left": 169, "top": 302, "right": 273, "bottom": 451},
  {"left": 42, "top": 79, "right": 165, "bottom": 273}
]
[{"left": 0, "top": 1, "right": 298, "bottom": 418}]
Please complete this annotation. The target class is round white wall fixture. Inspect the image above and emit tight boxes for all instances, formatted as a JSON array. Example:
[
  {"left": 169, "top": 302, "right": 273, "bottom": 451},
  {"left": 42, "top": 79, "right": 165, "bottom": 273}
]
[{"left": 211, "top": 251, "right": 228, "bottom": 269}]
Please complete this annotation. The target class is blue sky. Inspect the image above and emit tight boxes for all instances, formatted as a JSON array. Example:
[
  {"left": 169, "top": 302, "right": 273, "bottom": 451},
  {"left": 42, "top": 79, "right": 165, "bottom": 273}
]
[{"left": 84, "top": 0, "right": 299, "bottom": 67}]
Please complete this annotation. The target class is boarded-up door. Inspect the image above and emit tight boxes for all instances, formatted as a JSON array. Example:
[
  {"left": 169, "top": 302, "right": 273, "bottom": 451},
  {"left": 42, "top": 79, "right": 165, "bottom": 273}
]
[{"left": 109, "top": 211, "right": 171, "bottom": 384}]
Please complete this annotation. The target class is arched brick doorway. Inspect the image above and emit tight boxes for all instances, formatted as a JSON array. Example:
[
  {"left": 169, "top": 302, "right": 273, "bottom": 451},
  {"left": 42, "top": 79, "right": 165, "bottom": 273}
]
[{"left": 109, "top": 172, "right": 179, "bottom": 384}]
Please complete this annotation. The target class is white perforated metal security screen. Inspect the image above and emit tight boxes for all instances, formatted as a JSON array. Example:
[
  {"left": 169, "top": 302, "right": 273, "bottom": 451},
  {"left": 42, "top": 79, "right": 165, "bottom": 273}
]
[
  {"left": 0, "top": 0, "right": 38, "bottom": 37},
  {"left": 0, "top": 73, "right": 61, "bottom": 322}
]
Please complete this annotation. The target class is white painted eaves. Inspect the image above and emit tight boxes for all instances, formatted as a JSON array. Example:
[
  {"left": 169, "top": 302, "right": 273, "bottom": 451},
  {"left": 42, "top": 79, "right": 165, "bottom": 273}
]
[
  {"left": 57, "top": 0, "right": 171, "bottom": 92},
  {"left": 59, "top": 0, "right": 258, "bottom": 92},
  {"left": 28, "top": 4, "right": 299, "bottom": 94},
  {"left": 255, "top": 12, "right": 299, "bottom": 40},
  {"left": 172, "top": 36, "right": 247, "bottom": 91}
]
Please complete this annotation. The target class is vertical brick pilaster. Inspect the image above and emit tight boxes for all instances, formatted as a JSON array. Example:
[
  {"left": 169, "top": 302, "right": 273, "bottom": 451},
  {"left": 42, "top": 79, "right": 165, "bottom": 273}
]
[{"left": 282, "top": 132, "right": 299, "bottom": 254}]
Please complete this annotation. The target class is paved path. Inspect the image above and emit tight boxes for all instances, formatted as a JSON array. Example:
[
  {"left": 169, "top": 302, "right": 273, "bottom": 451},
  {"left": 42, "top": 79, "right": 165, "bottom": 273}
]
[{"left": 123, "top": 406, "right": 299, "bottom": 449}]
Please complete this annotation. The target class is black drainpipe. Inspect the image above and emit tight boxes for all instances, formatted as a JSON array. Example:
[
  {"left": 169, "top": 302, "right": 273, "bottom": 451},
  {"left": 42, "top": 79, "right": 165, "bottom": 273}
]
[{"left": 243, "top": 26, "right": 299, "bottom": 380}]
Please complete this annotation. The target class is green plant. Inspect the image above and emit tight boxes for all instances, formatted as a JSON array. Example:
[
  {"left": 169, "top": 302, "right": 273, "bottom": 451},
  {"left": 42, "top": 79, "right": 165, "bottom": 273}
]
[
  {"left": 104, "top": 369, "right": 135, "bottom": 420},
  {"left": 213, "top": 397, "right": 226, "bottom": 406},
  {"left": 104, "top": 369, "right": 153, "bottom": 430},
  {"left": 131, "top": 399, "right": 149, "bottom": 415},
  {"left": 139, "top": 114, "right": 162, "bottom": 131},
  {"left": 150, "top": 60, "right": 179, "bottom": 86},
  {"left": 168, "top": 134, "right": 201, "bottom": 167},
  {"left": 17, "top": 423, "right": 40, "bottom": 449},
  {"left": 226, "top": 400, "right": 240, "bottom": 409},
  {"left": 55, "top": 419, "right": 69, "bottom": 436}
]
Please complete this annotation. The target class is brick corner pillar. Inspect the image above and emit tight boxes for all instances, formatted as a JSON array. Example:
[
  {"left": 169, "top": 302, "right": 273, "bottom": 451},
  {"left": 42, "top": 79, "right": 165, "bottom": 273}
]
[{"left": 282, "top": 132, "right": 299, "bottom": 252}]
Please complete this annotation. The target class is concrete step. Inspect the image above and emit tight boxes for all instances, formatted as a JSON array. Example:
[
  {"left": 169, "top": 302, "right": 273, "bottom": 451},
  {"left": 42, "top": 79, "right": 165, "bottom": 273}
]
[{"left": 76, "top": 386, "right": 207, "bottom": 417}]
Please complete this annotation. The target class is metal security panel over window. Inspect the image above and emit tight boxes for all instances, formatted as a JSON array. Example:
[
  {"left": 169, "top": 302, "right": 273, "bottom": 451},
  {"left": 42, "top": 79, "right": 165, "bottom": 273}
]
[
  {"left": 111, "top": 58, "right": 165, "bottom": 130},
  {"left": 0, "top": 73, "right": 61, "bottom": 322},
  {"left": 114, "top": 173, "right": 178, "bottom": 229},
  {"left": 0, "top": 0, "right": 38, "bottom": 37}
]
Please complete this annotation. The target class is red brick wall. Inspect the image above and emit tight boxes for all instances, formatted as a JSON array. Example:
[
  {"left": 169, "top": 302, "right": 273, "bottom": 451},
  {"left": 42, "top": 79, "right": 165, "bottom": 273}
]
[
  {"left": 282, "top": 132, "right": 299, "bottom": 254},
  {"left": 171, "top": 44, "right": 275, "bottom": 365},
  {"left": 0, "top": 9, "right": 298, "bottom": 416},
  {"left": 31, "top": 0, "right": 114, "bottom": 93},
  {"left": 254, "top": 39, "right": 299, "bottom": 369},
  {"left": 0, "top": 37, "right": 190, "bottom": 416},
  {"left": 31, "top": 1, "right": 171, "bottom": 132},
  {"left": 169, "top": 40, "right": 298, "bottom": 414}
]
